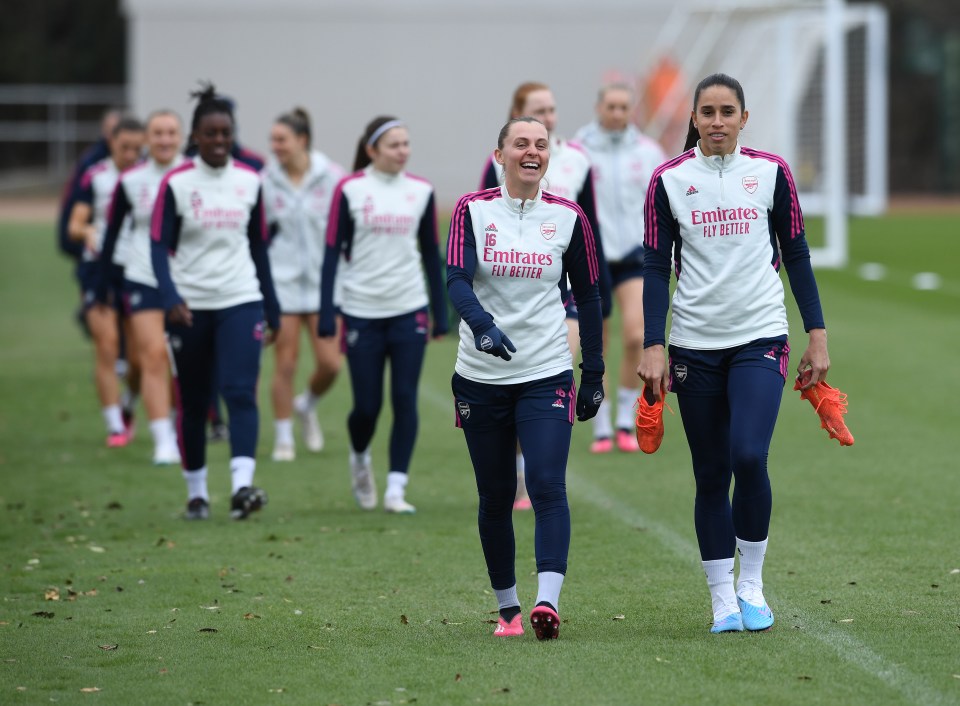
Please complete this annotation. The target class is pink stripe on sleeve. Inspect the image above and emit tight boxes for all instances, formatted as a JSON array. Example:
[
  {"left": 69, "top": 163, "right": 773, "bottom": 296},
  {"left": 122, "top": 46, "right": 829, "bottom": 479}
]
[
  {"left": 542, "top": 192, "right": 599, "bottom": 283},
  {"left": 150, "top": 161, "right": 195, "bottom": 242}
]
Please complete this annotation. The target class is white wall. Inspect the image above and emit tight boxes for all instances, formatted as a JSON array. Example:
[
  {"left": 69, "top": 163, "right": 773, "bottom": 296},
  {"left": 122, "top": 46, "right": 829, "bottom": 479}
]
[{"left": 123, "top": 0, "right": 803, "bottom": 210}]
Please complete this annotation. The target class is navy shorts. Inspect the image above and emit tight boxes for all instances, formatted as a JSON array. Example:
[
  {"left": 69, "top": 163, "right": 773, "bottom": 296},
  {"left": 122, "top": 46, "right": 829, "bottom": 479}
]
[
  {"left": 341, "top": 307, "right": 428, "bottom": 355},
  {"left": 78, "top": 261, "right": 124, "bottom": 312},
  {"left": 452, "top": 369, "right": 575, "bottom": 431},
  {"left": 122, "top": 279, "right": 164, "bottom": 315},
  {"left": 668, "top": 336, "right": 790, "bottom": 397},
  {"left": 609, "top": 245, "right": 645, "bottom": 288}
]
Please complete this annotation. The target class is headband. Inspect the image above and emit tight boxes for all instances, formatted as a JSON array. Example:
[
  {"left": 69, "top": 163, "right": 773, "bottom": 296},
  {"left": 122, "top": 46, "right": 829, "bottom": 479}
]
[{"left": 366, "top": 120, "right": 404, "bottom": 148}]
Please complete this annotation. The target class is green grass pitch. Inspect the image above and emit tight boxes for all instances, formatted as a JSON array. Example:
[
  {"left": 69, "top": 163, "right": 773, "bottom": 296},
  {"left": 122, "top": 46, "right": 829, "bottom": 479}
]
[{"left": 0, "top": 213, "right": 958, "bottom": 705}]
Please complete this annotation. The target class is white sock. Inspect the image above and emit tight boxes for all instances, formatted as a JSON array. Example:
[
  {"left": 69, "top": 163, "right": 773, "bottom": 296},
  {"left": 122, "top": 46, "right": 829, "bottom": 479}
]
[
  {"left": 183, "top": 466, "right": 208, "bottom": 501},
  {"left": 592, "top": 399, "right": 613, "bottom": 439},
  {"left": 298, "top": 389, "right": 320, "bottom": 409},
  {"left": 736, "top": 537, "right": 768, "bottom": 593},
  {"left": 275, "top": 418, "right": 294, "bottom": 445},
  {"left": 385, "top": 471, "right": 408, "bottom": 499},
  {"left": 103, "top": 404, "right": 124, "bottom": 434},
  {"left": 494, "top": 584, "right": 520, "bottom": 611},
  {"left": 230, "top": 456, "right": 256, "bottom": 494},
  {"left": 703, "top": 558, "right": 738, "bottom": 620},
  {"left": 616, "top": 386, "right": 640, "bottom": 430},
  {"left": 149, "top": 417, "right": 176, "bottom": 447},
  {"left": 535, "top": 571, "right": 564, "bottom": 611}
]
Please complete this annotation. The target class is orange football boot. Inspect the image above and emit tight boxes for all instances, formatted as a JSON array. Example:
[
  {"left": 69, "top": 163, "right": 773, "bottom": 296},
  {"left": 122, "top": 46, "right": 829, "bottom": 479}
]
[
  {"left": 635, "top": 385, "right": 670, "bottom": 454},
  {"left": 793, "top": 372, "right": 854, "bottom": 446}
]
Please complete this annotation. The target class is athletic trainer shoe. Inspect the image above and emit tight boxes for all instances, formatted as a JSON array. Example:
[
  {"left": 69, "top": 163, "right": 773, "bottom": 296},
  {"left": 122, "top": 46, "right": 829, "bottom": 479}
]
[
  {"left": 513, "top": 496, "right": 533, "bottom": 511},
  {"left": 350, "top": 452, "right": 377, "bottom": 510},
  {"left": 107, "top": 432, "right": 129, "bottom": 448},
  {"left": 710, "top": 611, "right": 745, "bottom": 633},
  {"left": 294, "top": 393, "right": 324, "bottom": 452},
  {"left": 737, "top": 582, "right": 774, "bottom": 631},
  {"left": 634, "top": 386, "right": 667, "bottom": 454},
  {"left": 230, "top": 486, "right": 267, "bottom": 520},
  {"left": 530, "top": 604, "right": 560, "bottom": 640},
  {"left": 383, "top": 494, "right": 416, "bottom": 514},
  {"left": 794, "top": 374, "right": 854, "bottom": 446},
  {"left": 208, "top": 421, "right": 229, "bottom": 442},
  {"left": 152, "top": 442, "right": 181, "bottom": 466},
  {"left": 184, "top": 497, "right": 210, "bottom": 520},
  {"left": 271, "top": 441, "right": 296, "bottom": 462},
  {"left": 494, "top": 613, "right": 524, "bottom": 637},
  {"left": 616, "top": 428, "right": 640, "bottom": 453},
  {"left": 590, "top": 437, "right": 613, "bottom": 454}
]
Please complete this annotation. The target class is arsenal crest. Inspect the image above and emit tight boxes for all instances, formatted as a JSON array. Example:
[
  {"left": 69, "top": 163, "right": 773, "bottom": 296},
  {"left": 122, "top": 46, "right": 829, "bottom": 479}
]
[
  {"left": 457, "top": 401, "right": 471, "bottom": 419},
  {"left": 742, "top": 176, "right": 759, "bottom": 194},
  {"left": 673, "top": 363, "right": 688, "bottom": 383},
  {"left": 540, "top": 223, "right": 557, "bottom": 240}
]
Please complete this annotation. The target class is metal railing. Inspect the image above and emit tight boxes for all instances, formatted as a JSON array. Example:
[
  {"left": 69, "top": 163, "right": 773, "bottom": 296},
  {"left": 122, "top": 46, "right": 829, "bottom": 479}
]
[{"left": 0, "top": 84, "right": 126, "bottom": 188}]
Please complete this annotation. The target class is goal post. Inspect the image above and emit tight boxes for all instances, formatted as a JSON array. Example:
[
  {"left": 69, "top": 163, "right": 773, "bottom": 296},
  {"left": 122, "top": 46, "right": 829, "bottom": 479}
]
[{"left": 640, "top": 0, "right": 889, "bottom": 269}]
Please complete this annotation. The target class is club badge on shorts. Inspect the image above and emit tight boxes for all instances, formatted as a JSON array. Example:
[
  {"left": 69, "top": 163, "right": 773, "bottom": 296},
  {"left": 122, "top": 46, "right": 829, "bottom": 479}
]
[{"left": 673, "top": 363, "right": 688, "bottom": 383}]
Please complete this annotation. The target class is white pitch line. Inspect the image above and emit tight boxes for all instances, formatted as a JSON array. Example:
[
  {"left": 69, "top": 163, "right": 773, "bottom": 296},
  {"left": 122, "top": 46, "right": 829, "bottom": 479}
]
[
  {"left": 421, "top": 376, "right": 951, "bottom": 702},
  {"left": 566, "top": 468, "right": 952, "bottom": 706}
]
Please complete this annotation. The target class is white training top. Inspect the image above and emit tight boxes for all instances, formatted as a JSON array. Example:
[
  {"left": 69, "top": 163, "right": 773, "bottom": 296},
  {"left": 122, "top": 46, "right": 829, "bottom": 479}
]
[
  {"left": 77, "top": 157, "right": 125, "bottom": 263},
  {"left": 114, "top": 156, "right": 186, "bottom": 287},
  {"left": 646, "top": 143, "right": 805, "bottom": 349},
  {"left": 573, "top": 122, "right": 666, "bottom": 262},
  {"left": 324, "top": 166, "right": 435, "bottom": 319},
  {"left": 447, "top": 186, "right": 600, "bottom": 384},
  {"left": 262, "top": 150, "right": 345, "bottom": 313},
  {"left": 153, "top": 156, "right": 265, "bottom": 311}
]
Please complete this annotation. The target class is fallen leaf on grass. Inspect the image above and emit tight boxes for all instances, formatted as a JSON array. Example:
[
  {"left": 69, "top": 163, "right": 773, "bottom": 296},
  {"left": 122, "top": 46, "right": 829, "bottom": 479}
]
[
  {"left": 931, "top": 584, "right": 939, "bottom": 589},
  {"left": 798, "top": 675, "right": 813, "bottom": 681},
  {"left": 243, "top": 613, "right": 261, "bottom": 620},
  {"left": 198, "top": 628, "right": 218, "bottom": 633},
  {"left": 32, "top": 611, "right": 55, "bottom": 619},
  {"left": 80, "top": 687, "right": 101, "bottom": 693},
  {"left": 88, "top": 546, "right": 106, "bottom": 553},
  {"left": 655, "top": 656, "right": 670, "bottom": 663},
  {"left": 16, "top": 686, "right": 26, "bottom": 691},
  {"left": 952, "top": 674, "right": 960, "bottom": 679},
  {"left": 492, "top": 687, "right": 510, "bottom": 693},
  {"left": 950, "top": 569, "right": 960, "bottom": 575},
  {"left": 484, "top": 619, "right": 497, "bottom": 624},
  {"left": 441, "top": 618, "right": 463, "bottom": 625},
  {"left": 268, "top": 688, "right": 286, "bottom": 693},
  {"left": 835, "top": 618, "right": 854, "bottom": 623},
  {"left": 146, "top": 630, "right": 157, "bottom": 634},
  {"left": 307, "top": 645, "right": 326, "bottom": 650},
  {"left": 200, "top": 605, "right": 220, "bottom": 611},
  {"left": 45, "top": 588, "right": 60, "bottom": 601},
  {"left": 400, "top": 614, "right": 408, "bottom": 625},
  {"left": 98, "top": 644, "right": 118, "bottom": 651},
  {"left": 455, "top": 674, "right": 462, "bottom": 682},
  {"left": 612, "top": 614, "right": 625, "bottom": 621},
  {"left": 285, "top": 575, "right": 294, "bottom": 583},
  {"left": 820, "top": 599, "right": 832, "bottom": 604},
  {"left": 105, "top": 501, "right": 122, "bottom": 510}
]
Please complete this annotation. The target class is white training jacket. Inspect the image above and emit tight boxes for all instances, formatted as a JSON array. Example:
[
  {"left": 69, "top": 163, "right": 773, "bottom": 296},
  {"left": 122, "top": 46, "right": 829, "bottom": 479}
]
[
  {"left": 262, "top": 150, "right": 345, "bottom": 313},
  {"left": 573, "top": 122, "right": 667, "bottom": 263}
]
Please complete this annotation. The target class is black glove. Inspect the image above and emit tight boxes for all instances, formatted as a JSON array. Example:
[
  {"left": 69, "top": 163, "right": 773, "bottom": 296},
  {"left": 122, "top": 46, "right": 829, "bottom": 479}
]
[
  {"left": 474, "top": 326, "right": 516, "bottom": 361},
  {"left": 576, "top": 368, "right": 605, "bottom": 421}
]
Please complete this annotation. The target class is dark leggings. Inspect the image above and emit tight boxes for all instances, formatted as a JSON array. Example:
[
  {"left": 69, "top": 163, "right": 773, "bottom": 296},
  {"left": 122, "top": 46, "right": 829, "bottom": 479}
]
[
  {"left": 344, "top": 312, "right": 426, "bottom": 474},
  {"left": 169, "top": 302, "right": 263, "bottom": 471},
  {"left": 676, "top": 366, "right": 783, "bottom": 561},
  {"left": 462, "top": 418, "right": 572, "bottom": 589}
]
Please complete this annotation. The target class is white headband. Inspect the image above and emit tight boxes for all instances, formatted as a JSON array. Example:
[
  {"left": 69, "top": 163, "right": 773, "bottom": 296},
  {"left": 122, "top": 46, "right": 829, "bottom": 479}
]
[{"left": 366, "top": 120, "right": 404, "bottom": 147}]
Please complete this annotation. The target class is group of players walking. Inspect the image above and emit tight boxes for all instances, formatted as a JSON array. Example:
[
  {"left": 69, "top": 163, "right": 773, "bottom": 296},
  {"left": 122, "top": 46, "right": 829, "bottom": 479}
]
[{"left": 59, "top": 73, "right": 845, "bottom": 639}]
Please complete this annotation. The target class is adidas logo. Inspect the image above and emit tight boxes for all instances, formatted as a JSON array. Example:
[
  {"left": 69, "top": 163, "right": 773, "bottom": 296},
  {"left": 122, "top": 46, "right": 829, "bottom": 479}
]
[
  {"left": 685, "top": 185, "right": 698, "bottom": 196},
  {"left": 485, "top": 223, "right": 498, "bottom": 232}
]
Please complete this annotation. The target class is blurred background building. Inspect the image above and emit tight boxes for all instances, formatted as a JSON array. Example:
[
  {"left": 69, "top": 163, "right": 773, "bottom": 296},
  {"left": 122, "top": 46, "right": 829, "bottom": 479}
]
[{"left": 1, "top": 0, "right": 957, "bottom": 209}]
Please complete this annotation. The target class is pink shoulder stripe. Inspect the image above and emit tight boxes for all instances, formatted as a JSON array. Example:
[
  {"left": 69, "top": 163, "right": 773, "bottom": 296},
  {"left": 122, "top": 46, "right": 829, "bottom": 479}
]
[
  {"left": 447, "top": 188, "right": 501, "bottom": 269},
  {"left": 150, "top": 161, "right": 196, "bottom": 242},
  {"left": 542, "top": 192, "right": 598, "bottom": 283},
  {"left": 325, "top": 171, "right": 366, "bottom": 247},
  {"left": 645, "top": 150, "right": 695, "bottom": 251},
  {"left": 740, "top": 147, "right": 804, "bottom": 238}
]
